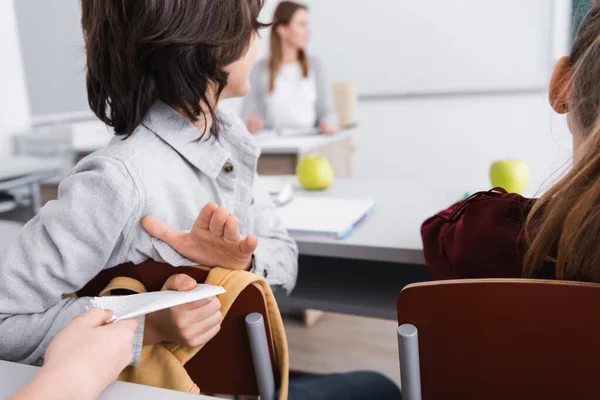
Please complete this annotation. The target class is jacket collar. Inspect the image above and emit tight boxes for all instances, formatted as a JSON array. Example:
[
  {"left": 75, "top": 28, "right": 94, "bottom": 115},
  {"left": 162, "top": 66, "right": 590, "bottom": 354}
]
[{"left": 142, "top": 101, "right": 232, "bottom": 180}]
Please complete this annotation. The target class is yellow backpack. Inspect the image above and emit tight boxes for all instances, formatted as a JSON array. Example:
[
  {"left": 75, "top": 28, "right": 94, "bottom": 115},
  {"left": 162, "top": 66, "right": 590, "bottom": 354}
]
[{"left": 76, "top": 262, "right": 289, "bottom": 399}]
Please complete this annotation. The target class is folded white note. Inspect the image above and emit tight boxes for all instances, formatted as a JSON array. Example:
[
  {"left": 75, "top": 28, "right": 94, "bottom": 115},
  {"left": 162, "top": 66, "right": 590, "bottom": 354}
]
[{"left": 90, "top": 284, "right": 226, "bottom": 322}]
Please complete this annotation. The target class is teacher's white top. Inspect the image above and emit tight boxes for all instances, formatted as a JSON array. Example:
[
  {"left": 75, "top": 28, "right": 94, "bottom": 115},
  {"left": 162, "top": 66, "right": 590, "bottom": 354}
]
[
  {"left": 241, "top": 56, "right": 338, "bottom": 129},
  {"left": 267, "top": 62, "right": 318, "bottom": 129}
]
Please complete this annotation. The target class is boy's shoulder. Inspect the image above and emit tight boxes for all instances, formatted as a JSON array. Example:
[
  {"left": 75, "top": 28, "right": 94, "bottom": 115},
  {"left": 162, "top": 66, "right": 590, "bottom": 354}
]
[
  {"left": 78, "top": 123, "right": 170, "bottom": 173},
  {"left": 92, "top": 124, "right": 161, "bottom": 158}
]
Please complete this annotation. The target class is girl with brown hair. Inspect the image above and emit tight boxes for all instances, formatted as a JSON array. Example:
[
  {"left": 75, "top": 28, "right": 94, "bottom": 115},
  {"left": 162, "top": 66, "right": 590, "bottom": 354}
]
[
  {"left": 242, "top": 1, "right": 339, "bottom": 135},
  {"left": 422, "top": 1, "right": 600, "bottom": 283}
]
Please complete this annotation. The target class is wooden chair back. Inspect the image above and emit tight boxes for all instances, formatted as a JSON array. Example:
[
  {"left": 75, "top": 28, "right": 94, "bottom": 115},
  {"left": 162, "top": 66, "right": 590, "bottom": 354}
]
[
  {"left": 397, "top": 279, "right": 600, "bottom": 400},
  {"left": 78, "top": 260, "right": 277, "bottom": 396}
]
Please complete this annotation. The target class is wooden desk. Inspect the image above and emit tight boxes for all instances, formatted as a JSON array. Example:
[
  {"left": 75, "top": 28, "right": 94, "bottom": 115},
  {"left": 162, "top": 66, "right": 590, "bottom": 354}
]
[
  {"left": 0, "top": 156, "right": 63, "bottom": 183},
  {"left": 0, "top": 156, "right": 63, "bottom": 213},
  {"left": 0, "top": 360, "right": 221, "bottom": 400},
  {"left": 260, "top": 176, "right": 466, "bottom": 320},
  {"left": 254, "top": 130, "right": 356, "bottom": 178}
]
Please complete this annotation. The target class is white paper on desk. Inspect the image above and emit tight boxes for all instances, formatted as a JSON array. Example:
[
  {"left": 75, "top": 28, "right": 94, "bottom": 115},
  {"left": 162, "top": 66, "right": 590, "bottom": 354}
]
[
  {"left": 277, "top": 196, "right": 375, "bottom": 238},
  {"left": 256, "top": 128, "right": 319, "bottom": 139},
  {"left": 278, "top": 127, "right": 319, "bottom": 137},
  {"left": 90, "top": 285, "right": 225, "bottom": 322}
]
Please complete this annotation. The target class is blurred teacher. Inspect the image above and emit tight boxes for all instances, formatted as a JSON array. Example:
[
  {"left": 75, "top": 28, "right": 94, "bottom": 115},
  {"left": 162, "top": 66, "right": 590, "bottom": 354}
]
[{"left": 242, "top": 1, "right": 339, "bottom": 135}]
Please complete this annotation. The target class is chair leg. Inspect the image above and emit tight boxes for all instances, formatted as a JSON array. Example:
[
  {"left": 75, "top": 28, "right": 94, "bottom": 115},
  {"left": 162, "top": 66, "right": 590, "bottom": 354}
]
[
  {"left": 398, "top": 324, "right": 422, "bottom": 400},
  {"left": 246, "top": 313, "right": 276, "bottom": 400}
]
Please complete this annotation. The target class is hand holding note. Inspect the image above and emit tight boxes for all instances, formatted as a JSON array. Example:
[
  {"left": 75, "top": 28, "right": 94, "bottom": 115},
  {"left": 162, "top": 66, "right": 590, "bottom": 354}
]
[{"left": 144, "top": 274, "right": 223, "bottom": 348}]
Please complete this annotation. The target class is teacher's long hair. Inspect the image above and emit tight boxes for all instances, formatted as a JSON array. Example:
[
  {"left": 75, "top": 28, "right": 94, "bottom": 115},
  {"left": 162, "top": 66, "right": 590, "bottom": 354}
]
[
  {"left": 268, "top": 1, "right": 310, "bottom": 93},
  {"left": 524, "top": 1, "right": 600, "bottom": 282}
]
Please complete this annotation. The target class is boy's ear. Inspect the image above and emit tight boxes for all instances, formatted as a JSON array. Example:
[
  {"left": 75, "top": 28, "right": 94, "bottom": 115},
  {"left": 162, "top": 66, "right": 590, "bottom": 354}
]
[{"left": 549, "top": 56, "right": 573, "bottom": 114}]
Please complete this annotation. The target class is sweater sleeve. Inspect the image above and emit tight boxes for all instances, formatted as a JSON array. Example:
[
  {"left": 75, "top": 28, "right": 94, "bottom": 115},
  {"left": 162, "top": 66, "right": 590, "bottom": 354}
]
[
  {"left": 250, "top": 178, "right": 299, "bottom": 294},
  {"left": 421, "top": 190, "right": 533, "bottom": 280},
  {"left": 0, "top": 156, "right": 141, "bottom": 365}
]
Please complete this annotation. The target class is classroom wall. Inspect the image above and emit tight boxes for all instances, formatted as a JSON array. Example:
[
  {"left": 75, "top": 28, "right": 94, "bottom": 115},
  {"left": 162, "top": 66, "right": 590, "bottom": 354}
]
[
  {"left": 12, "top": 1, "right": 571, "bottom": 117},
  {"left": 13, "top": 0, "right": 88, "bottom": 119},
  {"left": 0, "top": 0, "right": 30, "bottom": 157},
  {"left": 303, "top": 0, "right": 555, "bottom": 96},
  {"left": 9, "top": 0, "right": 574, "bottom": 197},
  {"left": 225, "top": 93, "right": 572, "bottom": 199},
  {"left": 351, "top": 94, "right": 572, "bottom": 198},
  {"left": 228, "top": 0, "right": 574, "bottom": 197}
]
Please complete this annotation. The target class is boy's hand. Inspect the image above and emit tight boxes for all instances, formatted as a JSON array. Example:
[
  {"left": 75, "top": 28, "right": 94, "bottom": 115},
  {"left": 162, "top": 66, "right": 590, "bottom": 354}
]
[
  {"left": 142, "top": 202, "right": 258, "bottom": 270},
  {"left": 144, "top": 274, "right": 222, "bottom": 348}
]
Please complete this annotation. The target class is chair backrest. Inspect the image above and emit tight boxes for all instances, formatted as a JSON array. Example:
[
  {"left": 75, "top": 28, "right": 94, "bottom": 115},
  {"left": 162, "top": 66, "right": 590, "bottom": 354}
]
[
  {"left": 78, "top": 260, "right": 277, "bottom": 397},
  {"left": 397, "top": 279, "right": 600, "bottom": 400}
]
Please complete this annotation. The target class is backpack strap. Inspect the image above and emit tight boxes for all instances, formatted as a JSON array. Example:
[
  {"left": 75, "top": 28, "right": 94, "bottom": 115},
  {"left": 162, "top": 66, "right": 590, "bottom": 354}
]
[{"left": 99, "top": 276, "right": 148, "bottom": 296}]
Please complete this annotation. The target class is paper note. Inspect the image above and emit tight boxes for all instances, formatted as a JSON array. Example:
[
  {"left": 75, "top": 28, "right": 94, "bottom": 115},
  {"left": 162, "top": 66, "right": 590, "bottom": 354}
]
[{"left": 90, "top": 284, "right": 226, "bottom": 322}]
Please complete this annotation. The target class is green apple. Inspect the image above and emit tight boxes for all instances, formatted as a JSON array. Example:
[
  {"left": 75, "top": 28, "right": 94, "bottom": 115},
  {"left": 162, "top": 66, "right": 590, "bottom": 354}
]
[
  {"left": 490, "top": 159, "right": 530, "bottom": 194},
  {"left": 296, "top": 155, "right": 334, "bottom": 190}
]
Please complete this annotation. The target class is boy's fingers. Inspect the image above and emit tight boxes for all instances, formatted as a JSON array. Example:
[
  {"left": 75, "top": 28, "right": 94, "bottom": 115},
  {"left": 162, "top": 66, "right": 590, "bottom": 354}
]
[
  {"left": 182, "top": 297, "right": 222, "bottom": 317},
  {"left": 162, "top": 274, "right": 197, "bottom": 292},
  {"left": 179, "top": 296, "right": 212, "bottom": 311},
  {"left": 195, "top": 202, "right": 219, "bottom": 230},
  {"left": 240, "top": 234, "right": 258, "bottom": 254},
  {"left": 223, "top": 216, "right": 241, "bottom": 243},
  {"left": 142, "top": 217, "right": 186, "bottom": 249},
  {"left": 209, "top": 207, "right": 229, "bottom": 237}
]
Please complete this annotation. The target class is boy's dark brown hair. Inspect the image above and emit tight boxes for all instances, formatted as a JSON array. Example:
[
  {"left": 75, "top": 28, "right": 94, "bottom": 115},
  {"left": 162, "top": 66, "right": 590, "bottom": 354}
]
[{"left": 81, "top": 0, "right": 267, "bottom": 138}]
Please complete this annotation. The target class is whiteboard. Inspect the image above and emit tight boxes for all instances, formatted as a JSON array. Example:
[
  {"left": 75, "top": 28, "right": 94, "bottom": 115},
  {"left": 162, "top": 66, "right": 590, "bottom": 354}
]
[{"left": 267, "top": 0, "right": 555, "bottom": 96}]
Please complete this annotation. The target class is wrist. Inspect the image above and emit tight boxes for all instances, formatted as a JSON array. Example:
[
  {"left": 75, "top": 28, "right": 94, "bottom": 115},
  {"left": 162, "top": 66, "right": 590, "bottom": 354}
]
[{"left": 31, "top": 364, "right": 100, "bottom": 400}]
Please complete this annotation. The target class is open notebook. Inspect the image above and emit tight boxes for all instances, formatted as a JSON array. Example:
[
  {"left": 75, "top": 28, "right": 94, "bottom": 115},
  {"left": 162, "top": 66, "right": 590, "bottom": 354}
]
[
  {"left": 277, "top": 196, "right": 375, "bottom": 239},
  {"left": 90, "top": 285, "right": 226, "bottom": 322}
]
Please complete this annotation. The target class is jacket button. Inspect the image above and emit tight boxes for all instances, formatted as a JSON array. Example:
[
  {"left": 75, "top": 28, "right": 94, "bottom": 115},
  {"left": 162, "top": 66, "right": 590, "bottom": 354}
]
[{"left": 223, "top": 163, "right": 234, "bottom": 173}]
